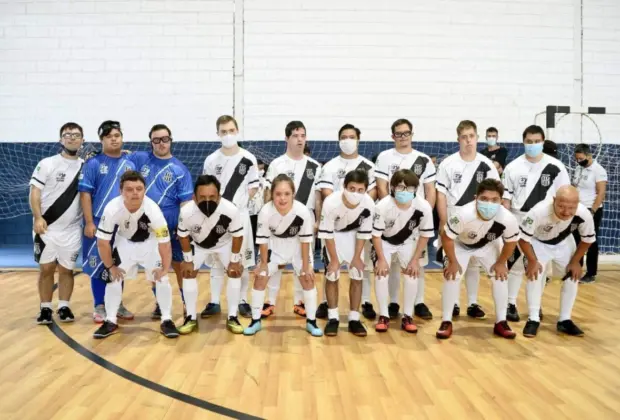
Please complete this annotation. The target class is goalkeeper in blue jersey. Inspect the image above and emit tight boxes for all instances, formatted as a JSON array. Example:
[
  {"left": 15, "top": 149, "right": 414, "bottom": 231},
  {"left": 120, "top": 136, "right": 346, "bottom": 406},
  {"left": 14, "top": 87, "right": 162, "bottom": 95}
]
[
  {"left": 79, "top": 121, "right": 136, "bottom": 323},
  {"left": 128, "top": 124, "right": 193, "bottom": 318}
]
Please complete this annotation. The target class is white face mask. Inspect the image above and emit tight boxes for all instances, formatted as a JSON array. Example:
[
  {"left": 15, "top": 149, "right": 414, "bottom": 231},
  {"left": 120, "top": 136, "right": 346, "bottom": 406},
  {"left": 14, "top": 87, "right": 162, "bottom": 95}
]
[
  {"left": 339, "top": 139, "right": 357, "bottom": 155},
  {"left": 343, "top": 190, "right": 364, "bottom": 206},
  {"left": 221, "top": 134, "right": 238, "bottom": 149},
  {"left": 486, "top": 137, "right": 497, "bottom": 146}
]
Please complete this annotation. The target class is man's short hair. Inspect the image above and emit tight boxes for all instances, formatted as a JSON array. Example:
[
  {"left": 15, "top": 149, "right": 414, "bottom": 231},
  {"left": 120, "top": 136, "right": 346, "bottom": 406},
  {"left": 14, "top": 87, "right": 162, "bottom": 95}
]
[
  {"left": 390, "top": 169, "right": 419, "bottom": 191},
  {"left": 285, "top": 121, "right": 306, "bottom": 137},
  {"left": 344, "top": 168, "right": 369, "bottom": 189},
  {"left": 338, "top": 123, "right": 361, "bottom": 139},
  {"left": 457, "top": 120, "right": 477, "bottom": 136},
  {"left": 120, "top": 170, "right": 145, "bottom": 189},
  {"left": 476, "top": 179, "right": 504, "bottom": 197},
  {"left": 149, "top": 124, "right": 172, "bottom": 138},
  {"left": 216, "top": 115, "right": 238, "bottom": 131},
  {"left": 522, "top": 125, "right": 545, "bottom": 141},
  {"left": 391, "top": 118, "right": 412, "bottom": 134},
  {"left": 98, "top": 120, "right": 121, "bottom": 139},
  {"left": 194, "top": 174, "right": 221, "bottom": 195},
  {"left": 486, "top": 127, "right": 498, "bottom": 135},
  {"left": 574, "top": 143, "right": 591, "bottom": 155},
  {"left": 59, "top": 122, "right": 83, "bottom": 138}
]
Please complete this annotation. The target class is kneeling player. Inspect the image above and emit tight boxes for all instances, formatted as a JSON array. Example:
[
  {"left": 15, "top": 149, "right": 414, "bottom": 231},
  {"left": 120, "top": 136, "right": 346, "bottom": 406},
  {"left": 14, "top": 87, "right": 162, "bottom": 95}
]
[
  {"left": 371, "top": 169, "right": 434, "bottom": 333},
  {"left": 244, "top": 174, "right": 322, "bottom": 337},
  {"left": 176, "top": 175, "right": 245, "bottom": 334},
  {"left": 519, "top": 186, "right": 594, "bottom": 338},
  {"left": 319, "top": 169, "right": 375, "bottom": 337},
  {"left": 437, "top": 179, "right": 518, "bottom": 339},
  {"left": 93, "top": 171, "right": 179, "bottom": 339}
]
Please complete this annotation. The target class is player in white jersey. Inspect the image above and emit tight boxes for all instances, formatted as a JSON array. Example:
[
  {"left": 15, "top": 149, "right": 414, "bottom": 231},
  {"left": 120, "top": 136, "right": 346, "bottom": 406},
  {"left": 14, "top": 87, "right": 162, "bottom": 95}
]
[
  {"left": 318, "top": 169, "right": 375, "bottom": 337},
  {"left": 93, "top": 171, "right": 179, "bottom": 339},
  {"left": 436, "top": 120, "right": 500, "bottom": 320},
  {"left": 436, "top": 179, "right": 519, "bottom": 339},
  {"left": 263, "top": 121, "right": 322, "bottom": 317},
  {"left": 502, "top": 125, "right": 570, "bottom": 322},
  {"left": 244, "top": 174, "right": 323, "bottom": 337},
  {"left": 316, "top": 123, "right": 378, "bottom": 320},
  {"left": 30, "top": 122, "right": 84, "bottom": 324},
  {"left": 371, "top": 169, "right": 435, "bottom": 333},
  {"left": 203, "top": 115, "right": 259, "bottom": 318},
  {"left": 375, "top": 118, "right": 436, "bottom": 321},
  {"left": 176, "top": 175, "right": 246, "bottom": 335},
  {"left": 519, "top": 186, "right": 595, "bottom": 338}
]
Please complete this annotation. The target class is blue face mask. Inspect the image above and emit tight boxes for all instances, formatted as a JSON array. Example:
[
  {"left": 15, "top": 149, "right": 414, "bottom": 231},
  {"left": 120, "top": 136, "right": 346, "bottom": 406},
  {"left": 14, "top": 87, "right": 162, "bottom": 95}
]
[
  {"left": 524, "top": 142, "right": 543, "bottom": 158},
  {"left": 476, "top": 200, "right": 500, "bottom": 220},
  {"left": 394, "top": 191, "right": 415, "bottom": 204}
]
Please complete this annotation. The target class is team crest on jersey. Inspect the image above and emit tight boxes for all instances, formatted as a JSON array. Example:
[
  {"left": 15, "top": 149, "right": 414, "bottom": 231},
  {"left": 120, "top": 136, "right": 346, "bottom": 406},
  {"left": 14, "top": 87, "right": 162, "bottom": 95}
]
[
  {"left": 289, "top": 226, "right": 299, "bottom": 235},
  {"left": 519, "top": 176, "right": 528, "bottom": 187},
  {"left": 124, "top": 220, "right": 131, "bottom": 229},
  {"left": 542, "top": 224, "right": 554, "bottom": 233},
  {"left": 359, "top": 215, "right": 366, "bottom": 225},
  {"left": 486, "top": 233, "right": 496, "bottom": 241},
  {"left": 245, "top": 249, "right": 253, "bottom": 260},
  {"left": 269, "top": 226, "right": 276, "bottom": 233},
  {"left": 476, "top": 171, "right": 484, "bottom": 183},
  {"left": 541, "top": 174, "right": 551, "bottom": 187},
  {"left": 191, "top": 225, "right": 202, "bottom": 234},
  {"left": 139, "top": 221, "right": 148, "bottom": 230},
  {"left": 238, "top": 164, "right": 247, "bottom": 176},
  {"left": 570, "top": 223, "right": 579, "bottom": 231},
  {"left": 337, "top": 169, "right": 346, "bottom": 179},
  {"left": 408, "top": 220, "right": 418, "bottom": 231},
  {"left": 56, "top": 172, "right": 66, "bottom": 182},
  {"left": 389, "top": 164, "right": 399, "bottom": 174},
  {"left": 453, "top": 172, "right": 462, "bottom": 184},
  {"left": 215, "top": 165, "right": 223, "bottom": 176},
  {"left": 413, "top": 164, "right": 423, "bottom": 176},
  {"left": 385, "top": 220, "right": 395, "bottom": 230},
  {"left": 163, "top": 171, "right": 173, "bottom": 183},
  {"left": 99, "top": 164, "right": 109, "bottom": 174},
  {"left": 468, "top": 232, "right": 477, "bottom": 239},
  {"left": 306, "top": 169, "right": 315, "bottom": 180},
  {"left": 216, "top": 225, "right": 225, "bottom": 234},
  {"left": 141, "top": 165, "right": 150, "bottom": 178},
  {"left": 89, "top": 256, "right": 98, "bottom": 268}
]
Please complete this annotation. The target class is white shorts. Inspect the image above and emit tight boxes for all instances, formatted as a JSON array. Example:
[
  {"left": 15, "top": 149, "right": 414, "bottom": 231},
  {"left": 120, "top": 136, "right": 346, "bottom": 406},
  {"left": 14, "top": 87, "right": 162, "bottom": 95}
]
[
  {"left": 530, "top": 236, "right": 576, "bottom": 279},
  {"left": 321, "top": 231, "right": 364, "bottom": 266},
  {"left": 372, "top": 237, "right": 428, "bottom": 269},
  {"left": 115, "top": 237, "right": 163, "bottom": 282},
  {"left": 240, "top": 209, "right": 255, "bottom": 268},
  {"left": 266, "top": 237, "right": 313, "bottom": 277},
  {"left": 364, "top": 240, "right": 373, "bottom": 271},
  {"left": 194, "top": 243, "right": 234, "bottom": 271},
  {"left": 449, "top": 240, "right": 503, "bottom": 280},
  {"left": 34, "top": 227, "right": 81, "bottom": 270}
]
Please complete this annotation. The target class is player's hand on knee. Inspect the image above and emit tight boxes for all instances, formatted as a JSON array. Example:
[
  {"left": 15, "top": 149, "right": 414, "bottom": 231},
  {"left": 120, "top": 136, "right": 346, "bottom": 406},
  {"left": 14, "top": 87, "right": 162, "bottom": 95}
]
[
  {"left": 84, "top": 222, "right": 97, "bottom": 238},
  {"left": 181, "top": 261, "right": 194, "bottom": 278},
  {"left": 566, "top": 262, "right": 582, "bottom": 281},
  {"left": 375, "top": 258, "right": 389, "bottom": 277},
  {"left": 443, "top": 261, "right": 461, "bottom": 281},
  {"left": 33, "top": 217, "right": 47, "bottom": 234},
  {"left": 526, "top": 260, "right": 542, "bottom": 281},
  {"left": 350, "top": 257, "right": 365, "bottom": 276},
  {"left": 404, "top": 259, "right": 420, "bottom": 278},
  {"left": 152, "top": 268, "right": 165, "bottom": 282},
  {"left": 254, "top": 263, "right": 269, "bottom": 282},
  {"left": 491, "top": 262, "right": 508, "bottom": 281},
  {"left": 110, "top": 266, "right": 125, "bottom": 282},
  {"left": 327, "top": 260, "right": 340, "bottom": 279},
  {"left": 302, "top": 265, "right": 315, "bottom": 284},
  {"left": 227, "top": 262, "right": 243, "bottom": 278}
]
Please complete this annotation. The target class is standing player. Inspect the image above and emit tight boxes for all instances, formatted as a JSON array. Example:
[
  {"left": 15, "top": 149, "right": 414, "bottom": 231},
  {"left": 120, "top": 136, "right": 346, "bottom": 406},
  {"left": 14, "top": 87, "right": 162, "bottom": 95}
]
[
  {"left": 263, "top": 121, "right": 322, "bottom": 317},
  {"left": 30, "top": 123, "right": 84, "bottom": 324},
  {"left": 519, "top": 186, "right": 594, "bottom": 337},
  {"left": 93, "top": 171, "right": 179, "bottom": 339},
  {"left": 176, "top": 175, "right": 245, "bottom": 334},
  {"left": 316, "top": 123, "right": 378, "bottom": 320},
  {"left": 371, "top": 170, "right": 434, "bottom": 333},
  {"left": 375, "top": 118, "right": 436, "bottom": 320},
  {"left": 203, "top": 115, "right": 259, "bottom": 318},
  {"left": 480, "top": 127, "right": 508, "bottom": 170},
  {"left": 502, "top": 125, "right": 570, "bottom": 321},
  {"left": 79, "top": 120, "right": 136, "bottom": 323},
  {"left": 244, "top": 174, "right": 322, "bottom": 337},
  {"left": 437, "top": 180, "right": 519, "bottom": 339},
  {"left": 318, "top": 169, "right": 375, "bottom": 337},
  {"left": 436, "top": 120, "right": 500, "bottom": 319}
]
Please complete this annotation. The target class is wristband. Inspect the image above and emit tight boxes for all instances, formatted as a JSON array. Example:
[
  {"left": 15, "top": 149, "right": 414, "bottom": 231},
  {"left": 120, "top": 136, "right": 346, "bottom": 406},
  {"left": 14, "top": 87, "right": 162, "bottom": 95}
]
[
  {"left": 183, "top": 251, "right": 193, "bottom": 263},
  {"left": 230, "top": 253, "right": 242, "bottom": 263}
]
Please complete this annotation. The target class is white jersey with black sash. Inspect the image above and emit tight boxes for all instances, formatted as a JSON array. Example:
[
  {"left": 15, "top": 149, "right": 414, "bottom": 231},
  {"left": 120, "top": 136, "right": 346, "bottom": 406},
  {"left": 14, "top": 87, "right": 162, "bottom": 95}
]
[
  {"left": 372, "top": 196, "right": 434, "bottom": 246},
  {"left": 177, "top": 198, "right": 243, "bottom": 251},
  {"left": 374, "top": 148, "right": 436, "bottom": 200},
  {"left": 318, "top": 191, "right": 374, "bottom": 240},
  {"left": 29, "top": 154, "right": 84, "bottom": 232},
  {"left": 266, "top": 154, "right": 322, "bottom": 211},
  {"left": 317, "top": 155, "right": 376, "bottom": 193},
  {"left": 256, "top": 200, "right": 314, "bottom": 258}
]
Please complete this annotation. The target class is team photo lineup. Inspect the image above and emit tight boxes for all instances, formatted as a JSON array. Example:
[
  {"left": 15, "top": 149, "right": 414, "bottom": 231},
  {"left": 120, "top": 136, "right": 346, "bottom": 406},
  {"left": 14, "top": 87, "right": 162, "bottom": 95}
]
[{"left": 31, "top": 115, "right": 607, "bottom": 341}]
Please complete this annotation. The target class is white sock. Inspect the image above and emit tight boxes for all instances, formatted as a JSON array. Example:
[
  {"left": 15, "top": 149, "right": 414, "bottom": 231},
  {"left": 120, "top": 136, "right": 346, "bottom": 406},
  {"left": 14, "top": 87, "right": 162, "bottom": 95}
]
[
  {"left": 507, "top": 271, "right": 523, "bottom": 305},
  {"left": 559, "top": 279, "right": 579, "bottom": 322},
  {"left": 328, "top": 307, "right": 339, "bottom": 320},
  {"left": 104, "top": 281, "right": 123, "bottom": 324},
  {"left": 293, "top": 273, "right": 304, "bottom": 303},
  {"left": 155, "top": 277, "right": 172, "bottom": 322},
  {"left": 375, "top": 275, "right": 389, "bottom": 317},
  {"left": 240, "top": 270, "right": 250, "bottom": 304},
  {"left": 442, "top": 277, "right": 460, "bottom": 322},
  {"left": 526, "top": 275, "right": 543, "bottom": 322},
  {"left": 267, "top": 270, "right": 282, "bottom": 306},
  {"left": 227, "top": 277, "right": 241, "bottom": 317},
  {"left": 58, "top": 300, "right": 69, "bottom": 309},
  {"left": 402, "top": 275, "right": 418, "bottom": 317},
  {"left": 465, "top": 264, "right": 480, "bottom": 306},
  {"left": 183, "top": 278, "right": 198, "bottom": 320},
  {"left": 348, "top": 310, "right": 360, "bottom": 321},
  {"left": 210, "top": 266, "right": 225, "bottom": 304},
  {"left": 491, "top": 278, "right": 508, "bottom": 323},
  {"left": 388, "top": 263, "right": 400, "bottom": 305},
  {"left": 41, "top": 302, "right": 52, "bottom": 309},
  {"left": 322, "top": 279, "right": 327, "bottom": 302},
  {"left": 303, "top": 287, "right": 318, "bottom": 321},
  {"left": 414, "top": 266, "right": 425, "bottom": 305},
  {"left": 251, "top": 288, "right": 265, "bottom": 320},
  {"left": 362, "top": 270, "right": 371, "bottom": 304}
]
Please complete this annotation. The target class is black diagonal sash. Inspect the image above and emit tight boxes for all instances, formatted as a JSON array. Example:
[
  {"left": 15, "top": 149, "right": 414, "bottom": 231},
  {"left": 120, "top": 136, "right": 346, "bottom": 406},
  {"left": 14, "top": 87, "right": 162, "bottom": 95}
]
[
  {"left": 410, "top": 156, "right": 429, "bottom": 179},
  {"left": 197, "top": 214, "right": 232, "bottom": 249},
  {"left": 338, "top": 208, "right": 371, "bottom": 232},
  {"left": 295, "top": 160, "right": 319, "bottom": 206},
  {"left": 129, "top": 213, "right": 152, "bottom": 242},
  {"left": 540, "top": 216, "right": 584, "bottom": 245},
  {"left": 463, "top": 221, "right": 506, "bottom": 250},
  {"left": 455, "top": 161, "right": 493, "bottom": 207},
  {"left": 42, "top": 162, "right": 83, "bottom": 227},
  {"left": 222, "top": 156, "right": 254, "bottom": 201},
  {"left": 520, "top": 164, "right": 561, "bottom": 212},
  {"left": 355, "top": 160, "right": 372, "bottom": 173},
  {"left": 382, "top": 209, "right": 424, "bottom": 245},
  {"left": 274, "top": 215, "right": 305, "bottom": 239}
]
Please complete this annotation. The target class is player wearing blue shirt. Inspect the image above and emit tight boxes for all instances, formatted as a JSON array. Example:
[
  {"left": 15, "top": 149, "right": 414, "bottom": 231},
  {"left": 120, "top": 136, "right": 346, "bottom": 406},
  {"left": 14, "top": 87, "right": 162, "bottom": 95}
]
[
  {"left": 129, "top": 124, "right": 193, "bottom": 318},
  {"left": 79, "top": 121, "right": 136, "bottom": 323}
]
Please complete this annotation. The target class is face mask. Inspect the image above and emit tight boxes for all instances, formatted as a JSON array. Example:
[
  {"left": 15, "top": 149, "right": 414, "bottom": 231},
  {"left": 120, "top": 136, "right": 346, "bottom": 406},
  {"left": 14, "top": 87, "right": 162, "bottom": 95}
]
[
  {"left": 524, "top": 143, "right": 543, "bottom": 158},
  {"left": 476, "top": 201, "right": 500, "bottom": 220},
  {"left": 343, "top": 190, "right": 364, "bottom": 206},
  {"left": 258, "top": 169, "right": 265, "bottom": 177},
  {"left": 62, "top": 145, "right": 79, "bottom": 156},
  {"left": 339, "top": 139, "right": 357, "bottom": 155},
  {"left": 486, "top": 137, "right": 497, "bottom": 146},
  {"left": 221, "top": 134, "right": 238, "bottom": 149},
  {"left": 198, "top": 200, "right": 218, "bottom": 217},
  {"left": 577, "top": 159, "right": 589, "bottom": 168},
  {"left": 394, "top": 191, "right": 415, "bottom": 204}
]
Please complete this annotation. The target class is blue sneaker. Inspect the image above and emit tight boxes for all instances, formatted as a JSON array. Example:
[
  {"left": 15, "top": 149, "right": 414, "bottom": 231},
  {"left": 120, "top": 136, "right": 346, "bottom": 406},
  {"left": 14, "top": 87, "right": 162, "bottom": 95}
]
[
  {"left": 243, "top": 319, "right": 262, "bottom": 336},
  {"left": 306, "top": 319, "right": 323, "bottom": 337}
]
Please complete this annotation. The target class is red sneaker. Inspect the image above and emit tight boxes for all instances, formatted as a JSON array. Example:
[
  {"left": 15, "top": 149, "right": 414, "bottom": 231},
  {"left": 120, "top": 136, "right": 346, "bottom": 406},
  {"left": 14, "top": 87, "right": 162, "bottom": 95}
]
[
  {"left": 401, "top": 315, "right": 418, "bottom": 333},
  {"left": 436, "top": 321, "right": 453, "bottom": 339},
  {"left": 494, "top": 320, "right": 516, "bottom": 339},
  {"left": 375, "top": 316, "right": 389, "bottom": 332}
]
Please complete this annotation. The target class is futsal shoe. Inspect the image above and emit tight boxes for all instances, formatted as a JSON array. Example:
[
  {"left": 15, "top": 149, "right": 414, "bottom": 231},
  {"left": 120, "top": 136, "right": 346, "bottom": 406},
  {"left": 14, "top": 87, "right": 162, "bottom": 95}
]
[
  {"left": 160, "top": 320, "right": 180, "bottom": 338},
  {"left": 36, "top": 307, "right": 53, "bottom": 325},
  {"left": 388, "top": 303, "right": 400, "bottom": 319},
  {"left": 452, "top": 304, "right": 460, "bottom": 317},
  {"left": 261, "top": 303, "right": 275, "bottom": 318},
  {"left": 348, "top": 320, "right": 367, "bottom": 337},
  {"left": 414, "top": 303, "right": 433, "bottom": 320},
  {"left": 200, "top": 303, "right": 221, "bottom": 318},
  {"left": 117, "top": 302, "right": 135, "bottom": 320},
  {"left": 243, "top": 319, "right": 262, "bottom": 335},
  {"left": 315, "top": 302, "right": 328, "bottom": 319},
  {"left": 293, "top": 302, "right": 306, "bottom": 317},
  {"left": 151, "top": 303, "right": 162, "bottom": 320},
  {"left": 557, "top": 320, "right": 584, "bottom": 337},
  {"left": 375, "top": 316, "right": 389, "bottom": 332},
  {"left": 178, "top": 316, "right": 198, "bottom": 335},
  {"left": 306, "top": 319, "right": 324, "bottom": 337},
  {"left": 361, "top": 302, "right": 376, "bottom": 320},
  {"left": 436, "top": 321, "right": 453, "bottom": 339},
  {"left": 467, "top": 304, "right": 486, "bottom": 320},
  {"left": 506, "top": 304, "right": 520, "bottom": 322},
  {"left": 401, "top": 315, "right": 418, "bottom": 333},
  {"left": 226, "top": 316, "right": 244, "bottom": 334},
  {"left": 324, "top": 319, "right": 339, "bottom": 336},
  {"left": 93, "top": 304, "right": 106, "bottom": 324},
  {"left": 57, "top": 307, "right": 75, "bottom": 323},
  {"left": 93, "top": 321, "right": 119, "bottom": 339},
  {"left": 523, "top": 320, "right": 540, "bottom": 338},
  {"left": 238, "top": 301, "right": 252, "bottom": 318},
  {"left": 493, "top": 321, "right": 516, "bottom": 339}
]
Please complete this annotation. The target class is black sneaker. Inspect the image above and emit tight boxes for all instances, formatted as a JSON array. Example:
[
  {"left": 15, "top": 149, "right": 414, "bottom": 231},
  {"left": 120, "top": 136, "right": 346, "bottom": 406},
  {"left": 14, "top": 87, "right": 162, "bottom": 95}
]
[
  {"left": 539, "top": 308, "right": 544, "bottom": 322},
  {"left": 160, "top": 320, "right": 180, "bottom": 338},
  {"left": 36, "top": 307, "right": 53, "bottom": 325},
  {"left": 388, "top": 302, "right": 400, "bottom": 319},
  {"left": 151, "top": 303, "right": 161, "bottom": 320},
  {"left": 57, "top": 307, "right": 75, "bottom": 323},
  {"left": 414, "top": 303, "right": 433, "bottom": 320},
  {"left": 348, "top": 320, "right": 367, "bottom": 336},
  {"left": 316, "top": 301, "right": 328, "bottom": 319},
  {"left": 93, "top": 321, "right": 119, "bottom": 339},
  {"left": 200, "top": 303, "right": 221, "bottom": 318},
  {"left": 580, "top": 275, "right": 595, "bottom": 284},
  {"left": 523, "top": 320, "right": 540, "bottom": 338},
  {"left": 467, "top": 304, "right": 486, "bottom": 320},
  {"left": 361, "top": 302, "right": 376, "bottom": 320},
  {"left": 507, "top": 303, "right": 520, "bottom": 322},
  {"left": 238, "top": 302, "right": 252, "bottom": 318},
  {"left": 324, "top": 319, "right": 340, "bottom": 336},
  {"left": 453, "top": 304, "right": 460, "bottom": 317},
  {"left": 557, "top": 320, "right": 584, "bottom": 337}
]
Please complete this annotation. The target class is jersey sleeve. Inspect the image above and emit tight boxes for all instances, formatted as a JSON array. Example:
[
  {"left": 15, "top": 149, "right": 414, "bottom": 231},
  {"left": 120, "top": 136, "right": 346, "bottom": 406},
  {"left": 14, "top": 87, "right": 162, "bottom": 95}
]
[
  {"left": 445, "top": 212, "right": 464, "bottom": 240},
  {"left": 435, "top": 161, "right": 449, "bottom": 195},
  {"left": 228, "top": 206, "right": 244, "bottom": 238},
  {"left": 554, "top": 165, "right": 571, "bottom": 192},
  {"left": 299, "top": 208, "right": 314, "bottom": 243},
  {"left": 255, "top": 205, "right": 271, "bottom": 244},
  {"left": 366, "top": 166, "right": 377, "bottom": 191},
  {"left": 375, "top": 153, "right": 389, "bottom": 181},
  {"left": 96, "top": 204, "right": 117, "bottom": 241},
  {"left": 316, "top": 165, "right": 334, "bottom": 191},
  {"left": 372, "top": 205, "right": 386, "bottom": 237},
  {"left": 487, "top": 161, "right": 500, "bottom": 180},
  {"left": 502, "top": 168, "right": 514, "bottom": 201},
  {"left": 595, "top": 164, "right": 608, "bottom": 182},
  {"left": 202, "top": 156, "right": 212, "bottom": 176},
  {"left": 317, "top": 203, "right": 335, "bottom": 240},
  {"left": 421, "top": 157, "right": 436, "bottom": 183},
  {"left": 518, "top": 211, "right": 538, "bottom": 243},
  {"left": 30, "top": 159, "right": 51, "bottom": 190},
  {"left": 176, "top": 167, "right": 194, "bottom": 203},
  {"left": 247, "top": 155, "right": 260, "bottom": 191},
  {"left": 577, "top": 210, "right": 596, "bottom": 244},
  {"left": 419, "top": 202, "right": 435, "bottom": 238},
  {"left": 78, "top": 159, "right": 98, "bottom": 194},
  {"left": 357, "top": 204, "right": 374, "bottom": 240},
  {"left": 177, "top": 208, "right": 190, "bottom": 238},
  {"left": 265, "top": 161, "right": 278, "bottom": 189},
  {"left": 150, "top": 206, "right": 171, "bottom": 243},
  {"left": 501, "top": 212, "right": 519, "bottom": 242}
]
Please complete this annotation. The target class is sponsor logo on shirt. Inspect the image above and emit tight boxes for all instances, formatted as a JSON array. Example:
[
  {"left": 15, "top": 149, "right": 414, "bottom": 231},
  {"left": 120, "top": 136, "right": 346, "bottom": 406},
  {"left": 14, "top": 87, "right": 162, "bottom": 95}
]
[
  {"left": 518, "top": 176, "right": 527, "bottom": 187},
  {"left": 191, "top": 225, "right": 201, "bottom": 234},
  {"left": 337, "top": 169, "right": 346, "bottom": 179},
  {"left": 155, "top": 226, "right": 169, "bottom": 238},
  {"left": 389, "top": 164, "right": 399, "bottom": 174},
  {"left": 286, "top": 170, "right": 295, "bottom": 180},
  {"left": 215, "top": 165, "right": 223, "bottom": 176},
  {"left": 453, "top": 172, "right": 462, "bottom": 184},
  {"left": 56, "top": 172, "right": 66, "bottom": 182}
]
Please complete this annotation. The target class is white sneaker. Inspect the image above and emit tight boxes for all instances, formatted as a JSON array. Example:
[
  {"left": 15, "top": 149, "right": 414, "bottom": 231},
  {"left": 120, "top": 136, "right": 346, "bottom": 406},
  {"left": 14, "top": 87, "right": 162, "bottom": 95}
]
[{"left": 93, "top": 304, "right": 106, "bottom": 324}]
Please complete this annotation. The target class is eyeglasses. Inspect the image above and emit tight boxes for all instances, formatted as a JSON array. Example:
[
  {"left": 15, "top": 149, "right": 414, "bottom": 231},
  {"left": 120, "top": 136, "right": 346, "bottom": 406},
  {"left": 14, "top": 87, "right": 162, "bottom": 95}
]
[
  {"left": 393, "top": 131, "right": 412, "bottom": 139},
  {"left": 98, "top": 121, "right": 121, "bottom": 137},
  {"left": 61, "top": 133, "right": 83, "bottom": 140},
  {"left": 394, "top": 185, "right": 416, "bottom": 193},
  {"left": 151, "top": 136, "right": 172, "bottom": 144}
]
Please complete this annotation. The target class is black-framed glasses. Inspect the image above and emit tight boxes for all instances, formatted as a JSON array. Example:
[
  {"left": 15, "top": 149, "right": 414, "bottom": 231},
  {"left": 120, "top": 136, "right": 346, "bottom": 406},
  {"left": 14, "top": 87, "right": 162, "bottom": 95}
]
[
  {"left": 61, "top": 133, "right": 83, "bottom": 140},
  {"left": 394, "top": 185, "right": 416, "bottom": 193},
  {"left": 98, "top": 121, "right": 121, "bottom": 137},
  {"left": 393, "top": 131, "right": 412, "bottom": 139},
  {"left": 151, "top": 136, "right": 172, "bottom": 144}
]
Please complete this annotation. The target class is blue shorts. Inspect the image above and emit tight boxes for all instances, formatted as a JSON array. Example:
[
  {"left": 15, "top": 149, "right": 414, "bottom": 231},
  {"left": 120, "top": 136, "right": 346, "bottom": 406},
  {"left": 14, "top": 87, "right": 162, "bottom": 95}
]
[
  {"left": 82, "top": 234, "right": 105, "bottom": 280},
  {"left": 171, "top": 233, "right": 183, "bottom": 263}
]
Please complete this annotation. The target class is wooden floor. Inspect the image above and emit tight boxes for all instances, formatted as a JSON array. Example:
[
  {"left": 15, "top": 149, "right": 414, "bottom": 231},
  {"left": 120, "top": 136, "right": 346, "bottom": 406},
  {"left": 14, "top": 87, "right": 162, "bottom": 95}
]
[{"left": 1, "top": 268, "right": 619, "bottom": 420}]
